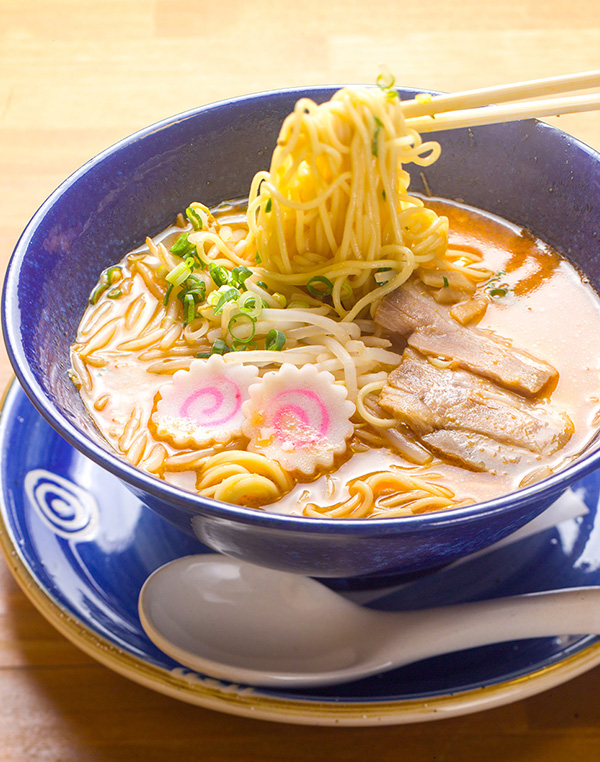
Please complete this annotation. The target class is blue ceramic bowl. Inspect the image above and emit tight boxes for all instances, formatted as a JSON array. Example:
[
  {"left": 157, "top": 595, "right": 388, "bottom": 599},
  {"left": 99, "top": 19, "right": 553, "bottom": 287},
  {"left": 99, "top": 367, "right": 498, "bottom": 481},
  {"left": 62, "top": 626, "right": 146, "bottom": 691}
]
[{"left": 4, "top": 86, "right": 600, "bottom": 580}]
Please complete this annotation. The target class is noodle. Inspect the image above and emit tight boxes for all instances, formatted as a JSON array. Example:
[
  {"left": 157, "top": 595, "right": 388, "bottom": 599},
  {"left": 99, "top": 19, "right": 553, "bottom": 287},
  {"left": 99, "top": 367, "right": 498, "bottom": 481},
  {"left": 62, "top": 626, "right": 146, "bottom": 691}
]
[{"left": 69, "top": 82, "right": 506, "bottom": 519}]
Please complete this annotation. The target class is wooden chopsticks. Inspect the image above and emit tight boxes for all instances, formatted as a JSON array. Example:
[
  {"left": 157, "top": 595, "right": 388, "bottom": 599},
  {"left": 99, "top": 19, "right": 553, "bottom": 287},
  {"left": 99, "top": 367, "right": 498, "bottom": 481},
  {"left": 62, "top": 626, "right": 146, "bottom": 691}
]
[{"left": 400, "top": 70, "right": 600, "bottom": 132}]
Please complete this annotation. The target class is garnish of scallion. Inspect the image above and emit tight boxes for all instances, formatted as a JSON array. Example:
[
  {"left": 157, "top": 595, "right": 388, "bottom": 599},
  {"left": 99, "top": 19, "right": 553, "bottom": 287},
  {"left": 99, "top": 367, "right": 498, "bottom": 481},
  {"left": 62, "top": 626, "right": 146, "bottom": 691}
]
[
  {"left": 166, "top": 261, "right": 192, "bottom": 287},
  {"left": 265, "top": 329, "right": 286, "bottom": 351},
  {"left": 185, "top": 206, "right": 204, "bottom": 231},
  {"left": 231, "top": 265, "right": 253, "bottom": 290},
  {"left": 170, "top": 232, "right": 195, "bottom": 258},
  {"left": 376, "top": 68, "right": 395, "bottom": 91},
  {"left": 306, "top": 276, "right": 333, "bottom": 298},
  {"left": 238, "top": 291, "right": 263, "bottom": 319},
  {"left": 209, "top": 286, "right": 239, "bottom": 315},
  {"left": 183, "top": 293, "right": 196, "bottom": 324},
  {"left": 340, "top": 281, "right": 353, "bottom": 302},
  {"left": 484, "top": 270, "right": 510, "bottom": 299},
  {"left": 211, "top": 338, "right": 232, "bottom": 355},
  {"left": 208, "top": 262, "right": 230, "bottom": 287},
  {"left": 232, "top": 339, "right": 259, "bottom": 351},
  {"left": 371, "top": 116, "right": 383, "bottom": 157},
  {"left": 374, "top": 267, "right": 393, "bottom": 286},
  {"left": 228, "top": 313, "right": 257, "bottom": 344},
  {"left": 89, "top": 265, "right": 123, "bottom": 304}
]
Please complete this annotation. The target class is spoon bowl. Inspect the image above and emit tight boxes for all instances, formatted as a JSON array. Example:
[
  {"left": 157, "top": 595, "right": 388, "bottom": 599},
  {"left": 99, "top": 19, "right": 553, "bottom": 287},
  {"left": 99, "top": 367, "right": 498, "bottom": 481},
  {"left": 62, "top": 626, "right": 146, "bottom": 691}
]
[{"left": 139, "top": 555, "right": 600, "bottom": 687}]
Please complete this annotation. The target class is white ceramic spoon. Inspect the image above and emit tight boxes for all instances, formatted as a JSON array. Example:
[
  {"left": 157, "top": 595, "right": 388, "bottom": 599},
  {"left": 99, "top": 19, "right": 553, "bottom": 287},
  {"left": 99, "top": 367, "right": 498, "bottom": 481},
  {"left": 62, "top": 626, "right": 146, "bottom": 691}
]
[{"left": 138, "top": 554, "right": 600, "bottom": 688}]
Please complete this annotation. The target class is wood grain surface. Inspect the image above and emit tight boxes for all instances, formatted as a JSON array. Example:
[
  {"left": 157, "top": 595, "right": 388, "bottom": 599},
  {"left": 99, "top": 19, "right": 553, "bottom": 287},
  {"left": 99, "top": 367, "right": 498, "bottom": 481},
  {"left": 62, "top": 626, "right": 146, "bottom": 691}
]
[{"left": 2, "top": 1, "right": 600, "bottom": 759}]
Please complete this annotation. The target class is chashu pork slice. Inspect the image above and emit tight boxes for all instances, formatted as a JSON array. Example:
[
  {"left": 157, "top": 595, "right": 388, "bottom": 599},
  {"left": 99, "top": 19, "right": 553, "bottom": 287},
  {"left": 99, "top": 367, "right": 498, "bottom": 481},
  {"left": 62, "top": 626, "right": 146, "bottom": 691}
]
[
  {"left": 375, "top": 282, "right": 557, "bottom": 396},
  {"left": 420, "top": 430, "right": 539, "bottom": 473},
  {"left": 378, "top": 349, "right": 573, "bottom": 461}
]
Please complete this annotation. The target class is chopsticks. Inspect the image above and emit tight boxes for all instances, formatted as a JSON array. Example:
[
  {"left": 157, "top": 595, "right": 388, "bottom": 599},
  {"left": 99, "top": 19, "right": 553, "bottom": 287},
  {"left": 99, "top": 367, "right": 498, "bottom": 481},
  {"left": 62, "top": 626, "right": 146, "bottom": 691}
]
[{"left": 400, "top": 70, "right": 600, "bottom": 132}]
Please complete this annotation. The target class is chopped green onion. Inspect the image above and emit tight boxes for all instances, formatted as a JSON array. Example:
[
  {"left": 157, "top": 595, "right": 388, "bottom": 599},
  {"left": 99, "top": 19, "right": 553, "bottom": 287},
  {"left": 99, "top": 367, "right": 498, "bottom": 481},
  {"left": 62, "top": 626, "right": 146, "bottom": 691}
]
[
  {"left": 265, "top": 329, "right": 286, "bottom": 351},
  {"left": 89, "top": 266, "right": 124, "bottom": 304},
  {"left": 306, "top": 276, "right": 333, "bottom": 298},
  {"left": 210, "top": 286, "right": 240, "bottom": 315},
  {"left": 211, "top": 338, "right": 232, "bottom": 355},
  {"left": 228, "top": 313, "right": 257, "bottom": 344},
  {"left": 372, "top": 116, "right": 383, "bottom": 157},
  {"left": 232, "top": 339, "right": 259, "bottom": 351},
  {"left": 340, "top": 281, "right": 353, "bottom": 302},
  {"left": 238, "top": 291, "right": 263, "bottom": 319},
  {"left": 208, "top": 262, "right": 230, "bottom": 287},
  {"left": 163, "top": 283, "right": 174, "bottom": 306},
  {"left": 376, "top": 68, "right": 396, "bottom": 90},
  {"left": 179, "top": 276, "right": 206, "bottom": 301},
  {"left": 106, "top": 288, "right": 122, "bottom": 299},
  {"left": 170, "top": 232, "right": 195, "bottom": 258},
  {"left": 257, "top": 281, "right": 269, "bottom": 290},
  {"left": 255, "top": 252, "right": 262, "bottom": 264},
  {"left": 265, "top": 198, "right": 272, "bottom": 213},
  {"left": 106, "top": 266, "right": 122, "bottom": 284},
  {"left": 374, "top": 267, "right": 393, "bottom": 286},
  {"left": 89, "top": 283, "right": 108, "bottom": 304},
  {"left": 166, "top": 261, "right": 192, "bottom": 286},
  {"left": 485, "top": 271, "right": 510, "bottom": 299},
  {"left": 186, "top": 206, "right": 204, "bottom": 230},
  {"left": 183, "top": 293, "right": 197, "bottom": 324},
  {"left": 486, "top": 269, "right": 506, "bottom": 284},
  {"left": 231, "top": 265, "right": 253, "bottom": 290},
  {"left": 442, "top": 276, "right": 449, "bottom": 288}
]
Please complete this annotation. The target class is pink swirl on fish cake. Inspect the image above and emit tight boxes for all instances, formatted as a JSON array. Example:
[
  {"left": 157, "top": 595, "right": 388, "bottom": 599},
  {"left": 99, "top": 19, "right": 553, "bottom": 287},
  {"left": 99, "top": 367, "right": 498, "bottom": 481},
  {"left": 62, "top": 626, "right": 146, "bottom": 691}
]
[
  {"left": 271, "top": 389, "right": 330, "bottom": 448},
  {"left": 180, "top": 380, "right": 242, "bottom": 427}
]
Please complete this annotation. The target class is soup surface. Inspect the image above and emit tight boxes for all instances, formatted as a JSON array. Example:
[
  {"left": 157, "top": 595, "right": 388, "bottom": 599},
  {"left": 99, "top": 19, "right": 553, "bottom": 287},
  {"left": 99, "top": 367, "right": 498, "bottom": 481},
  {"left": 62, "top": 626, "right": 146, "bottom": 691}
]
[{"left": 70, "top": 196, "right": 600, "bottom": 517}]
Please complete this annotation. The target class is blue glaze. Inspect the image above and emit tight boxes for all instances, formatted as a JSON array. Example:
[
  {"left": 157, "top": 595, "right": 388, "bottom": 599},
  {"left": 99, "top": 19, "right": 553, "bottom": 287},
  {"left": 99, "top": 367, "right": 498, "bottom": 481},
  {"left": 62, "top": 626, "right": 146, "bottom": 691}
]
[
  {"left": 3, "top": 86, "right": 600, "bottom": 578},
  {"left": 1, "top": 382, "right": 600, "bottom": 705}
]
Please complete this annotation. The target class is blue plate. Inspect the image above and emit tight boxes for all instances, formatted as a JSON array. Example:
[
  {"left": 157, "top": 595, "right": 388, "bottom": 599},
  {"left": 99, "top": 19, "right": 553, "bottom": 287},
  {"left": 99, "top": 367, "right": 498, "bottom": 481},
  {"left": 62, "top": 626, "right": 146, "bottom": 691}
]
[{"left": 2, "top": 380, "right": 600, "bottom": 726}]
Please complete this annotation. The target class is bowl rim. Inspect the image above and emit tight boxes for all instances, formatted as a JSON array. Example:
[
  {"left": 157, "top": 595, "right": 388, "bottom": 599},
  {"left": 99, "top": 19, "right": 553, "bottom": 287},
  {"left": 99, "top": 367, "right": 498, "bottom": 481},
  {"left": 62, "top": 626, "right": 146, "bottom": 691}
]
[{"left": 4, "top": 84, "right": 600, "bottom": 535}]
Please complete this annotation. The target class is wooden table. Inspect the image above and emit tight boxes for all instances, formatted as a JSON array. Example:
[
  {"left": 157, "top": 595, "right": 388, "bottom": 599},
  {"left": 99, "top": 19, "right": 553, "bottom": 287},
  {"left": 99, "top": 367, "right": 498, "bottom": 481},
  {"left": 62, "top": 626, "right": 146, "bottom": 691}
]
[{"left": 2, "top": 1, "right": 600, "bottom": 759}]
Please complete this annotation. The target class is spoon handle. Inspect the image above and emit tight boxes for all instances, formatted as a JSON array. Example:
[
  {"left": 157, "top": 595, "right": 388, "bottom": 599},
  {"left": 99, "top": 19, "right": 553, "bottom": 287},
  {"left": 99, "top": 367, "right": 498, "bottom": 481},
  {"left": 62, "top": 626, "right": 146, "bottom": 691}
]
[{"left": 377, "top": 587, "right": 600, "bottom": 668}]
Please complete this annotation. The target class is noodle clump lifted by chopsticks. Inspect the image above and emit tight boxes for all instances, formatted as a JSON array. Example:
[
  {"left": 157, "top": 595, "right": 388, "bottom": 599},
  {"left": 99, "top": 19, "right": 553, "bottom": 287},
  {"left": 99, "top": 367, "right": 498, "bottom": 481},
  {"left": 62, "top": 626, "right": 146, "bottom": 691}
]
[{"left": 246, "top": 81, "right": 447, "bottom": 321}]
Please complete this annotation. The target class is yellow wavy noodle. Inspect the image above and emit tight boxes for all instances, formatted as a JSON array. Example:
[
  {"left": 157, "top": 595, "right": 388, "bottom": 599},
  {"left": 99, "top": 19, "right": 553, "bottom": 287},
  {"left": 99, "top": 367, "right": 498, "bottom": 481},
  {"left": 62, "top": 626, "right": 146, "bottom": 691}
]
[
  {"left": 196, "top": 451, "right": 295, "bottom": 506},
  {"left": 303, "top": 470, "right": 460, "bottom": 519}
]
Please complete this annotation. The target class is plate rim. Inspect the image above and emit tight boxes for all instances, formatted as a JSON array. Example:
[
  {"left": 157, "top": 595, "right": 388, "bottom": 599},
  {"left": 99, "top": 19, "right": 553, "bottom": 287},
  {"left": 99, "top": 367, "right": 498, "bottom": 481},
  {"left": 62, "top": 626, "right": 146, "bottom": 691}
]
[{"left": 2, "top": 379, "right": 600, "bottom": 726}]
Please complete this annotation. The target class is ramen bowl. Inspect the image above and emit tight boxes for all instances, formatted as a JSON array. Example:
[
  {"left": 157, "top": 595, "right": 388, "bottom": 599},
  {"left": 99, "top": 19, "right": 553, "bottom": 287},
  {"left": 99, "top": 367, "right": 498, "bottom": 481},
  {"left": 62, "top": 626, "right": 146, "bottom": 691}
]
[{"left": 4, "top": 86, "right": 600, "bottom": 580}]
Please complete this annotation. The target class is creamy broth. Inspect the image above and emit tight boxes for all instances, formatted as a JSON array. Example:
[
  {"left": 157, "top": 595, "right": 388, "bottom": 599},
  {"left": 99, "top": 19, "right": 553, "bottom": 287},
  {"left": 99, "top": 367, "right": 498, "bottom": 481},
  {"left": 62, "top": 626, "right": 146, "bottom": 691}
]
[{"left": 70, "top": 196, "right": 600, "bottom": 516}]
